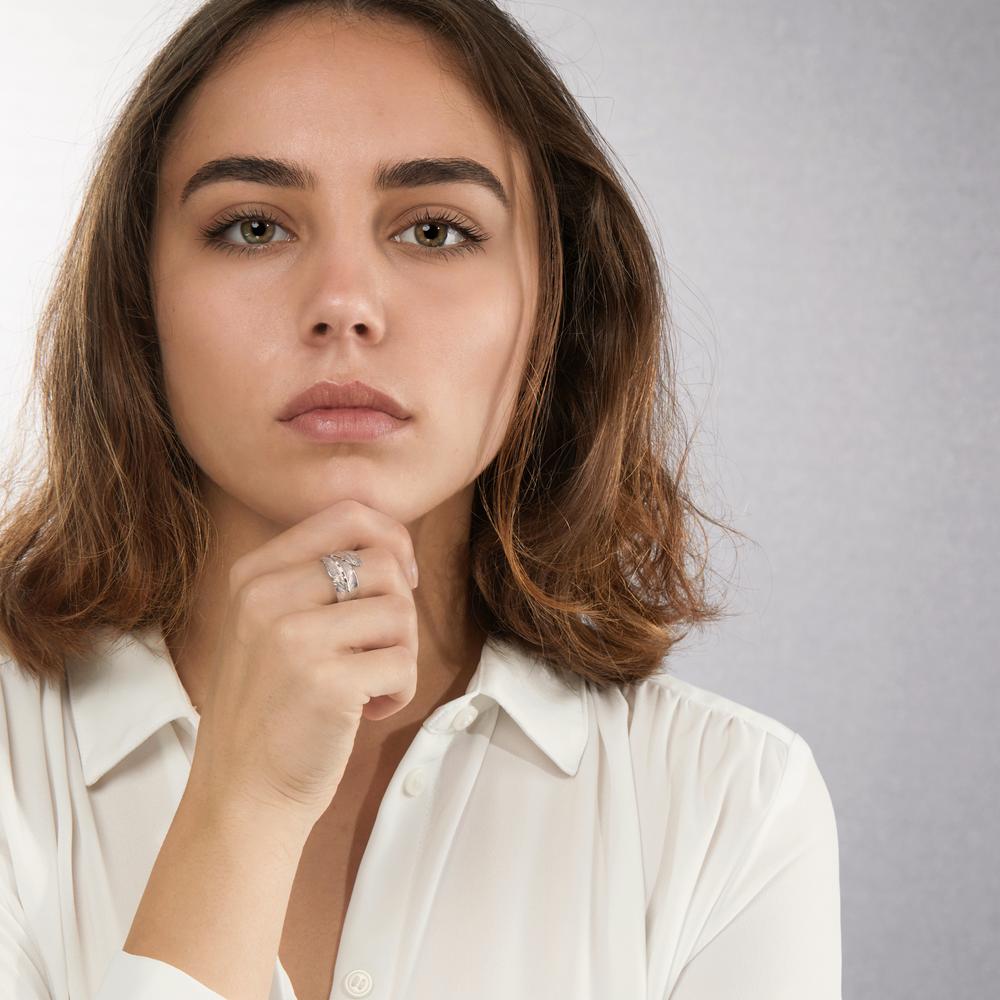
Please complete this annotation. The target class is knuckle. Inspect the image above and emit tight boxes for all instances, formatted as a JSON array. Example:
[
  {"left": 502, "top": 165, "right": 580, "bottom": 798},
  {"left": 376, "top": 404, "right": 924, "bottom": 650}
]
[
  {"left": 388, "top": 591, "right": 413, "bottom": 618},
  {"left": 227, "top": 558, "right": 248, "bottom": 593},
  {"left": 339, "top": 497, "right": 366, "bottom": 518},
  {"left": 406, "top": 657, "right": 419, "bottom": 685},
  {"left": 382, "top": 548, "right": 407, "bottom": 580},
  {"left": 237, "top": 576, "right": 271, "bottom": 616},
  {"left": 270, "top": 612, "right": 303, "bottom": 649},
  {"left": 396, "top": 523, "right": 414, "bottom": 555},
  {"left": 388, "top": 643, "right": 414, "bottom": 671},
  {"left": 305, "top": 657, "right": 335, "bottom": 695}
]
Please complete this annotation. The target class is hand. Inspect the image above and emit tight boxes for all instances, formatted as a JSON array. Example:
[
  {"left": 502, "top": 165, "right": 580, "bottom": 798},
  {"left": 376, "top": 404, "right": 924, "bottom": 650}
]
[{"left": 185, "top": 499, "right": 419, "bottom": 831}]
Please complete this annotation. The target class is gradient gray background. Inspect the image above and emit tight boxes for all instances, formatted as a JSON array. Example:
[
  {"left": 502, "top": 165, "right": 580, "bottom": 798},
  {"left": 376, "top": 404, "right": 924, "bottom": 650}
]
[{"left": 2, "top": 2, "right": 997, "bottom": 996}]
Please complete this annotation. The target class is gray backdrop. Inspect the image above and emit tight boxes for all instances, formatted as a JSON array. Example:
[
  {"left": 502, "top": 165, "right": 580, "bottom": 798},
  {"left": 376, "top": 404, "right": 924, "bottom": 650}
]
[{"left": 2, "top": 1, "right": 997, "bottom": 996}]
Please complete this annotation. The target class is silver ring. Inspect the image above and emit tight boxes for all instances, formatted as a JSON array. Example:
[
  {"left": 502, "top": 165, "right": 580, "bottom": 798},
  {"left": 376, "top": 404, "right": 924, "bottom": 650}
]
[{"left": 320, "top": 550, "right": 362, "bottom": 603}]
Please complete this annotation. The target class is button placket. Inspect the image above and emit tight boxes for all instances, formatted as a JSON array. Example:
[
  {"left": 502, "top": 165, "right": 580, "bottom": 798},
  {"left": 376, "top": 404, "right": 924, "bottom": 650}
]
[
  {"left": 335, "top": 720, "right": 454, "bottom": 998},
  {"left": 331, "top": 696, "right": 495, "bottom": 996}
]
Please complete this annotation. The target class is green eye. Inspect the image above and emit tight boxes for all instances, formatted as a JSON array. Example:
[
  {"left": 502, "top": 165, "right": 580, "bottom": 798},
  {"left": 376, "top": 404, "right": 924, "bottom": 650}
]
[
  {"left": 199, "top": 209, "right": 292, "bottom": 256},
  {"left": 392, "top": 212, "right": 488, "bottom": 257}
]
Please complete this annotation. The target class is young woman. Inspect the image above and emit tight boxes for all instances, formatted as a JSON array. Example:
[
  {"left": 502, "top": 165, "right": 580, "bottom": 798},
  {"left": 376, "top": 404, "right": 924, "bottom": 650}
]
[{"left": 0, "top": 2, "right": 841, "bottom": 998}]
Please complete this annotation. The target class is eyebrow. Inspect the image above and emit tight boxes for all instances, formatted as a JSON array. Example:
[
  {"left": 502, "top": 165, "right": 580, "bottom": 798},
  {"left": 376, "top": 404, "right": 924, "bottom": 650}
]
[{"left": 178, "top": 154, "right": 510, "bottom": 211}]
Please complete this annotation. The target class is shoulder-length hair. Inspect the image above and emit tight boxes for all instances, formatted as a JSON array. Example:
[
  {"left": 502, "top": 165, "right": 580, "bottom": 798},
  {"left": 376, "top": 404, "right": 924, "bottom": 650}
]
[{"left": 0, "top": 0, "right": 746, "bottom": 692}]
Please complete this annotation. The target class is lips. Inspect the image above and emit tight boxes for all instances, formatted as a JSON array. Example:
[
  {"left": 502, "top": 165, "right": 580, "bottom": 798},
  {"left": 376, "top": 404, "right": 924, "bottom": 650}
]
[{"left": 278, "top": 379, "right": 410, "bottom": 421}]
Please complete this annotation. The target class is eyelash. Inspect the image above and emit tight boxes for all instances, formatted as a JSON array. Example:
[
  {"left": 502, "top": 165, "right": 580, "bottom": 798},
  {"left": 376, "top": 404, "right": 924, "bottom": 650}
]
[{"left": 197, "top": 205, "right": 489, "bottom": 259}]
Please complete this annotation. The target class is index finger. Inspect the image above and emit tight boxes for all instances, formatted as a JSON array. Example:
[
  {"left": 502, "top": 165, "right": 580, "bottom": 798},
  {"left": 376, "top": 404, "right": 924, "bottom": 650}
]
[{"left": 229, "top": 498, "right": 416, "bottom": 590}]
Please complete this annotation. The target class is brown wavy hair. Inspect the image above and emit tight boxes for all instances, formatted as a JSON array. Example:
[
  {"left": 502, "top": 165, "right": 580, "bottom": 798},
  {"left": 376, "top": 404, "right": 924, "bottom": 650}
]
[{"left": 0, "top": 0, "right": 747, "bottom": 693}]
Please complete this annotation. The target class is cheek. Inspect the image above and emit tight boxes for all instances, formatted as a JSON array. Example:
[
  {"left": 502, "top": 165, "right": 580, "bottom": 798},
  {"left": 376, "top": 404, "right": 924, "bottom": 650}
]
[
  {"left": 414, "top": 252, "right": 531, "bottom": 371},
  {"left": 154, "top": 272, "right": 278, "bottom": 459},
  {"left": 411, "top": 268, "right": 530, "bottom": 471}
]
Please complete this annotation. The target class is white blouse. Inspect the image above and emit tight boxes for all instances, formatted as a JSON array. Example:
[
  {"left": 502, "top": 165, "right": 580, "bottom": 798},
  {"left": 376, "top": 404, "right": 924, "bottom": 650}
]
[{"left": 0, "top": 625, "right": 841, "bottom": 999}]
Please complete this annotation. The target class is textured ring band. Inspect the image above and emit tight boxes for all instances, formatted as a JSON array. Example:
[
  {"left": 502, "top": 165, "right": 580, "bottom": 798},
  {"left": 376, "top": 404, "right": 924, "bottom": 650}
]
[{"left": 320, "top": 550, "right": 363, "bottom": 603}]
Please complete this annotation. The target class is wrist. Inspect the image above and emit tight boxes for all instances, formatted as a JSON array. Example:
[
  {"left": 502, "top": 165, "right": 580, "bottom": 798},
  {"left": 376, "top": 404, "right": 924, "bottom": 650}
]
[{"left": 181, "top": 766, "right": 315, "bottom": 852}]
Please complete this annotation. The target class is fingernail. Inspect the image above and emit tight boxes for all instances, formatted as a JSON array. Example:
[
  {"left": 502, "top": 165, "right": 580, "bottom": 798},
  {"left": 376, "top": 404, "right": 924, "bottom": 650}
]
[{"left": 410, "top": 559, "right": 419, "bottom": 587}]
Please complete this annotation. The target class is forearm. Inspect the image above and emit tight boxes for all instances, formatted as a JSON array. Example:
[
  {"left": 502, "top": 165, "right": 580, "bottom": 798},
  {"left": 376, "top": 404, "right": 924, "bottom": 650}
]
[{"left": 123, "top": 782, "right": 311, "bottom": 1000}]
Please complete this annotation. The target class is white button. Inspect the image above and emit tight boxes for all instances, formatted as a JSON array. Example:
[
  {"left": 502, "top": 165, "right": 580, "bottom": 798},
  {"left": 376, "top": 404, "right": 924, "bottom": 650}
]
[
  {"left": 451, "top": 706, "right": 479, "bottom": 731},
  {"left": 402, "top": 766, "right": 426, "bottom": 796},
  {"left": 425, "top": 706, "right": 449, "bottom": 730},
  {"left": 343, "top": 968, "right": 373, "bottom": 996}
]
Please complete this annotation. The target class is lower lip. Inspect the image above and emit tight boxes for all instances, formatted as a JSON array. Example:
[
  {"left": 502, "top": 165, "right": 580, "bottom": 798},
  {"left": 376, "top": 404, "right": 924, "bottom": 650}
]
[{"left": 283, "top": 407, "right": 409, "bottom": 442}]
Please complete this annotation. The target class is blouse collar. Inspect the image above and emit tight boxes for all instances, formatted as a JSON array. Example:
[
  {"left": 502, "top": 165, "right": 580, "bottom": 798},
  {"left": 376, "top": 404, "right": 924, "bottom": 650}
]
[{"left": 66, "top": 623, "right": 589, "bottom": 788}]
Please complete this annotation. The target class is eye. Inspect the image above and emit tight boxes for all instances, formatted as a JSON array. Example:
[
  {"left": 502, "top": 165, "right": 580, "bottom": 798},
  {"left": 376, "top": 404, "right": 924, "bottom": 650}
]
[
  {"left": 391, "top": 210, "right": 489, "bottom": 258},
  {"left": 199, "top": 207, "right": 293, "bottom": 257}
]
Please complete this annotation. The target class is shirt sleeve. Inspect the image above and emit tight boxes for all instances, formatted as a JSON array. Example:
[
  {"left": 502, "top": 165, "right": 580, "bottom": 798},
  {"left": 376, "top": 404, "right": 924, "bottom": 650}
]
[
  {"left": 0, "top": 731, "right": 51, "bottom": 997},
  {"left": 94, "top": 950, "right": 229, "bottom": 999},
  {"left": 0, "top": 890, "right": 51, "bottom": 997},
  {"left": 2, "top": 826, "right": 227, "bottom": 1000},
  {"left": 0, "top": 691, "right": 229, "bottom": 1000},
  {"left": 667, "top": 732, "right": 842, "bottom": 1000}
]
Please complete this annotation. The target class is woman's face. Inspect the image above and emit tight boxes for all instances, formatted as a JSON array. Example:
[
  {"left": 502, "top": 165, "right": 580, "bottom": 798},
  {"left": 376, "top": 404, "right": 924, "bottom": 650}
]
[{"left": 150, "top": 12, "right": 538, "bottom": 533}]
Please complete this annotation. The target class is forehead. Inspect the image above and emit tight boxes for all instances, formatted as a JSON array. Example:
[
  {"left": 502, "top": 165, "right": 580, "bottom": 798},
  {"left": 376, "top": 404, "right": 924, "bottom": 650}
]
[{"left": 161, "top": 12, "right": 528, "bottom": 207}]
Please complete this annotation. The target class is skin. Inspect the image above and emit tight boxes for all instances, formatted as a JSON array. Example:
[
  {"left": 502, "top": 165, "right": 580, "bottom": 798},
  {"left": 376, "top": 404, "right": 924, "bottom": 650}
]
[{"left": 149, "top": 11, "right": 539, "bottom": 779}]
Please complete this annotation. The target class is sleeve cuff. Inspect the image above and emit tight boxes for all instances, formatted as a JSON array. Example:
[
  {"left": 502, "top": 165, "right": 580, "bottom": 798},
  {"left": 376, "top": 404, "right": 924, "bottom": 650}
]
[{"left": 95, "top": 949, "right": 229, "bottom": 999}]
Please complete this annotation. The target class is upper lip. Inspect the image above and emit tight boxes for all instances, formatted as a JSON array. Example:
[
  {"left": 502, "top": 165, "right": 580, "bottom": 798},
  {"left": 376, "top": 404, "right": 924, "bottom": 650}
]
[{"left": 278, "top": 379, "right": 411, "bottom": 421}]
